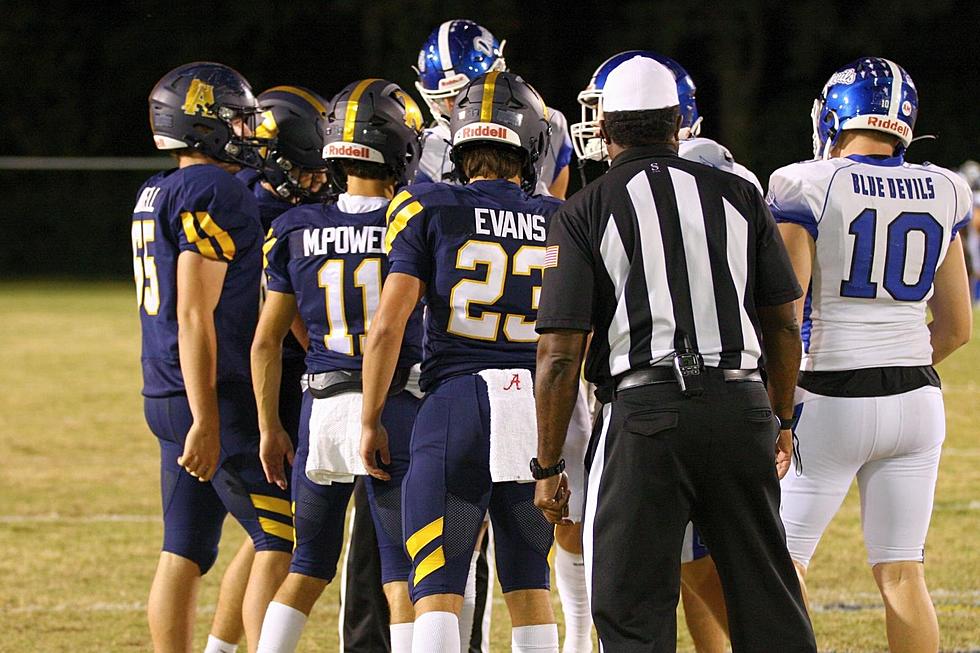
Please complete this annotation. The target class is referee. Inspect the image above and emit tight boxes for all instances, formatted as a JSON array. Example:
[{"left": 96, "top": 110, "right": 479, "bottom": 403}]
[{"left": 531, "top": 56, "right": 817, "bottom": 652}]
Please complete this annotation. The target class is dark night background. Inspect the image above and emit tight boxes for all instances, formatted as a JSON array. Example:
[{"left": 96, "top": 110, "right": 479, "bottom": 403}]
[{"left": 1, "top": 0, "right": 977, "bottom": 278}]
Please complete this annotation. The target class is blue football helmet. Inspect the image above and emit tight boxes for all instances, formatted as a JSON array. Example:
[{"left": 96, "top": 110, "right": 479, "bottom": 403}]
[
  {"left": 149, "top": 62, "right": 267, "bottom": 169},
  {"left": 812, "top": 57, "right": 918, "bottom": 159},
  {"left": 571, "top": 50, "right": 700, "bottom": 161},
  {"left": 414, "top": 19, "right": 507, "bottom": 125}
]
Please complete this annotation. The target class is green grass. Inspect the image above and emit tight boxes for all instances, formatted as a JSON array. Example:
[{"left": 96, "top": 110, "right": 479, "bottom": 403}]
[{"left": 0, "top": 281, "right": 977, "bottom": 652}]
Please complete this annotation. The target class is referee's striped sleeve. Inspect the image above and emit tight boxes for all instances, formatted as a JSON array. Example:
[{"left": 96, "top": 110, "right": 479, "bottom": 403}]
[{"left": 536, "top": 204, "right": 594, "bottom": 332}]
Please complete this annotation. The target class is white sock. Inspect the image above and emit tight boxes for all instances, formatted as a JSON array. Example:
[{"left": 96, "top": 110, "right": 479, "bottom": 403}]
[
  {"left": 457, "top": 549, "right": 480, "bottom": 646},
  {"left": 390, "top": 622, "right": 414, "bottom": 653},
  {"left": 255, "top": 601, "right": 307, "bottom": 653},
  {"left": 204, "top": 634, "right": 238, "bottom": 653},
  {"left": 554, "top": 545, "right": 593, "bottom": 653},
  {"left": 512, "top": 624, "right": 559, "bottom": 652},
  {"left": 413, "top": 611, "right": 461, "bottom": 653}
]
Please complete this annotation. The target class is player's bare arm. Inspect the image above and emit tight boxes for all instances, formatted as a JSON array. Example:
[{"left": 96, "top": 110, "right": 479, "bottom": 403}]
[
  {"left": 778, "top": 223, "right": 816, "bottom": 327},
  {"left": 175, "top": 249, "right": 227, "bottom": 482},
  {"left": 928, "top": 235, "right": 973, "bottom": 364},
  {"left": 534, "top": 329, "right": 588, "bottom": 524},
  {"left": 251, "top": 290, "right": 298, "bottom": 489},
  {"left": 359, "top": 272, "right": 425, "bottom": 481},
  {"left": 757, "top": 300, "right": 802, "bottom": 479}
]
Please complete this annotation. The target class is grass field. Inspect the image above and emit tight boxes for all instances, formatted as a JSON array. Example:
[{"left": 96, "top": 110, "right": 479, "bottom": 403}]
[{"left": 0, "top": 280, "right": 977, "bottom": 652}]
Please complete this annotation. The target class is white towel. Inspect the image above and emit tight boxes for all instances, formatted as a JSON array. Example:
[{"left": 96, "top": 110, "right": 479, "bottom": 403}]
[
  {"left": 562, "top": 382, "right": 593, "bottom": 523},
  {"left": 477, "top": 368, "right": 537, "bottom": 483},
  {"left": 305, "top": 391, "right": 367, "bottom": 484}
]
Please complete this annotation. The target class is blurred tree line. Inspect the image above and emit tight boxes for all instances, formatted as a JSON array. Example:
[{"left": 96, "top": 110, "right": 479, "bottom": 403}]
[{"left": 0, "top": 0, "right": 977, "bottom": 277}]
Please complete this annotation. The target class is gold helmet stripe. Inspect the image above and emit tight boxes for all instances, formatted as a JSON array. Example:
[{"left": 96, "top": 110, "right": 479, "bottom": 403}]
[
  {"left": 479, "top": 71, "right": 501, "bottom": 122},
  {"left": 264, "top": 85, "right": 328, "bottom": 114},
  {"left": 343, "top": 78, "right": 381, "bottom": 142}
]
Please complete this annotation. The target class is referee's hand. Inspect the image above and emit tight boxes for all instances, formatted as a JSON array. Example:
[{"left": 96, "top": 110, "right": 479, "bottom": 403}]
[
  {"left": 534, "top": 472, "right": 572, "bottom": 525},
  {"left": 775, "top": 428, "right": 793, "bottom": 479}
]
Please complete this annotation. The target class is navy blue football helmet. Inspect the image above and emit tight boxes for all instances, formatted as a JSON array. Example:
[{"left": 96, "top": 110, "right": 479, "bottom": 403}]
[
  {"left": 812, "top": 57, "right": 917, "bottom": 159},
  {"left": 322, "top": 79, "right": 424, "bottom": 192},
  {"left": 449, "top": 71, "right": 550, "bottom": 192},
  {"left": 414, "top": 19, "right": 507, "bottom": 125},
  {"left": 571, "top": 50, "right": 699, "bottom": 161},
  {"left": 255, "top": 86, "right": 330, "bottom": 201},
  {"left": 149, "top": 62, "right": 267, "bottom": 169}
]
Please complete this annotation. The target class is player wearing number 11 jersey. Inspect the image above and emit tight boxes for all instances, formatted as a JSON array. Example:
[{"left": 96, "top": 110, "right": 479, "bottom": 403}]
[
  {"left": 769, "top": 57, "right": 973, "bottom": 652},
  {"left": 360, "top": 71, "right": 561, "bottom": 653}
]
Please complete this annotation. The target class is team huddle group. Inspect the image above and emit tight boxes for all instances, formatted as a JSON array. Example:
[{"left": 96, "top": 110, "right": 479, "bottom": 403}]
[{"left": 132, "top": 17, "right": 973, "bottom": 653}]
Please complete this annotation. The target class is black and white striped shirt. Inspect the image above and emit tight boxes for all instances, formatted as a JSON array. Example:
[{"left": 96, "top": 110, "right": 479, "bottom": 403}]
[{"left": 536, "top": 145, "right": 801, "bottom": 390}]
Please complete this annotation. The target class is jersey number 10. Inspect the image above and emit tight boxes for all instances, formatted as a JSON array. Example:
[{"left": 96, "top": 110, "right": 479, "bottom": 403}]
[{"left": 840, "top": 209, "right": 943, "bottom": 302}]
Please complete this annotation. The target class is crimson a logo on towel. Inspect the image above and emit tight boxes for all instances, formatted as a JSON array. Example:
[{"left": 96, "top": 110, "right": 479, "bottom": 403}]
[{"left": 502, "top": 374, "right": 522, "bottom": 391}]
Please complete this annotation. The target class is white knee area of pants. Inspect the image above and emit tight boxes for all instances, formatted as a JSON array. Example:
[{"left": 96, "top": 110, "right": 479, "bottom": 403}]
[
  {"left": 390, "top": 622, "right": 414, "bottom": 653},
  {"left": 512, "top": 624, "right": 559, "bottom": 652},
  {"left": 256, "top": 601, "right": 307, "bottom": 653},
  {"left": 204, "top": 634, "right": 238, "bottom": 653},
  {"left": 457, "top": 549, "right": 480, "bottom": 645},
  {"left": 413, "top": 611, "right": 461, "bottom": 653},
  {"left": 554, "top": 543, "right": 592, "bottom": 653}
]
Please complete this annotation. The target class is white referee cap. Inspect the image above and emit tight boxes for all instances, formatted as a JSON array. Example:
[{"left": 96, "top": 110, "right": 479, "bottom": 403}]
[{"left": 602, "top": 56, "right": 680, "bottom": 112}]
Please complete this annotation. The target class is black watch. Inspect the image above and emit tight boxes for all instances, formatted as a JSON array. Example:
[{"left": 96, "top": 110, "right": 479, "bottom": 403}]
[
  {"left": 530, "top": 457, "right": 565, "bottom": 480},
  {"left": 777, "top": 415, "right": 795, "bottom": 430}
]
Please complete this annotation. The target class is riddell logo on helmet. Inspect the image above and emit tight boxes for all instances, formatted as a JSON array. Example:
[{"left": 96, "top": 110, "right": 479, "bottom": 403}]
[
  {"left": 325, "top": 143, "right": 371, "bottom": 159},
  {"left": 866, "top": 116, "right": 910, "bottom": 137},
  {"left": 458, "top": 124, "right": 509, "bottom": 140}
]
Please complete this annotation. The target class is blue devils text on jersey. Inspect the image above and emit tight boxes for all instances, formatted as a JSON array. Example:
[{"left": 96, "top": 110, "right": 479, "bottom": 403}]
[
  {"left": 132, "top": 164, "right": 263, "bottom": 396},
  {"left": 385, "top": 180, "right": 562, "bottom": 389}
]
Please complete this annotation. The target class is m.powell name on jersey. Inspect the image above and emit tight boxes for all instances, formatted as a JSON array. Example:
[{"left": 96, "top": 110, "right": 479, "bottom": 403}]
[
  {"left": 303, "top": 226, "right": 386, "bottom": 256},
  {"left": 474, "top": 208, "right": 547, "bottom": 242},
  {"left": 851, "top": 173, "right": 936, "bottom": 200}
]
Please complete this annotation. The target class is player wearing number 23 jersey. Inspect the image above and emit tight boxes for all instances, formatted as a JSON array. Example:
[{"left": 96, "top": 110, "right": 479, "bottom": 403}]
[{"left": 770, "top": 57, "right": 973, "bottom": 651}]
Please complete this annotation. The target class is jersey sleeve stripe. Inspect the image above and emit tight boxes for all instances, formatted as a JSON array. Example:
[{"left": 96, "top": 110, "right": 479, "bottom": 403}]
[
  {"left": 262, "top": 235, "right": 277, "bottom": 269},
  {"left": 771, "top": 209, "right": 819, "bottom": 240},
  {"left": 384, "top": 200, "right": 424, "bottom": 253},
  {"left": 180, "top": 211, "right": 236, "bottom": 261},
  {"left": 197, "top": 212, "right": 237, "bottom": 261},
  {"left": 387, "top": 189, "right": 414, "bottom": 222},
  {"left": 180, "top": 211, "right": 219, "bottom": 259}
]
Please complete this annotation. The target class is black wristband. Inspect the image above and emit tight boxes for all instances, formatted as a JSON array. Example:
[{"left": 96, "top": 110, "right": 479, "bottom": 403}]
[
  {"left": 530, "top": 457, "right": 565, "bottom": 480},
  {"left": 777, "top": 416, "right": 795, "bottom": 430}
]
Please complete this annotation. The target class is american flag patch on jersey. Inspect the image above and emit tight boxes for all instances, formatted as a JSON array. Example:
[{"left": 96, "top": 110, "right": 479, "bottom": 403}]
[{"left": 543, "top": 245, "right": 559, "bottom": 268}]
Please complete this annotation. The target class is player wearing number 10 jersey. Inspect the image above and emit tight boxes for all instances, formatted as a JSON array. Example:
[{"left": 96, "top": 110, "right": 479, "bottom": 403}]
[
  {"left": 360, "top": 71, "right": 561, "bottom": 652},
  {"left": 769, "top": 57, "right": 973, "bottom": 652}
]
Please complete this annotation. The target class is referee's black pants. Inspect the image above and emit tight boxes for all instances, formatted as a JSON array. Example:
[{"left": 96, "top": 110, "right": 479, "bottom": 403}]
[{"left": 585, "top": 371, "right": 816, "bottom": 652}]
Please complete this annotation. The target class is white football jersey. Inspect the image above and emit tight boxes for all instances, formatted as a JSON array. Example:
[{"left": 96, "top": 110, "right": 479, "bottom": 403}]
[
  {"left": 768, "top": 155, "right": 972, "bottom": 371},
  {"left": 415, "top": 107, "right": 573, "bottom": 196},
  {"left": 679, "top": 137, "right": 763, "bottom": 194}
]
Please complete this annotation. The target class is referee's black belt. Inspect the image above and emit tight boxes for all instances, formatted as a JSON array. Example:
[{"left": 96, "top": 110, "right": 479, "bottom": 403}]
[{"left": 615, "top": 366, "right": 762, "bottom": 394}]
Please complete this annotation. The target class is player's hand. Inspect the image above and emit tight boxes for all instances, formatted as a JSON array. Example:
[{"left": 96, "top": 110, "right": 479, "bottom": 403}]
[
  {"left": 260, "top": 425, "right": 294, "bottom": 490},
  {"left": 534, "top": 471, "right": 572, "bottom": 525},
  {"left": 178, "top": 421, "right": 220, "bottom": 482},
  {"left": 775, "top": 428, "right": 793, "bottom": 479},
  {"left": 361, "top": 422, "right": 391, "bottom": 481}
]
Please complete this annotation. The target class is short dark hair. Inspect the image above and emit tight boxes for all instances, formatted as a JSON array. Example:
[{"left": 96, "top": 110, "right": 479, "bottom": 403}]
[
  {"left": 602, "top": 106, "right": 680, "bottom": 148},
  {"left": 340, "top": 159, "right": 394, "bottom": 181},
  {"left": 457, "top": 143, "right": 524, "bottom": 181}
]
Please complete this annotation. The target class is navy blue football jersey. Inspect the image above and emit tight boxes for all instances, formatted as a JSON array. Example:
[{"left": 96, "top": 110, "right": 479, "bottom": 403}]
[
  {"left": 264, "top": 199, "right": 423, "bottom": 374},
  {"left": 385, "top": 179, "right": 562, "bottom": 389},
  {"left": 236, "top": 168, "right": 292, "bottom": 231},
  {"left": 132, "top": 164, "right": 263, "bottom": 397}
]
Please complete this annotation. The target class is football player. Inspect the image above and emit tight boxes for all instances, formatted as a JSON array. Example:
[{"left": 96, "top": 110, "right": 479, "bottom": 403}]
[
  {"left": 205, "top": 85, "right": 330, "bottom": 653},
  {"left": 252, "top": 79, "right": 425, "bottom": 653},
  {"left": 569, "top": 50, "right": 760, "bottom": 652},
  {"left": 770, "top": 57, "right": 973, "bottom": 652},
  {"left": 136, "top": 62, "right": 293, "bottom": 653},
  {"left": 414, "top": 19, "right": 573, "bottom": 199},
  {"left": 360, "top": 71, "right": 562, "bottom": 653}
]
